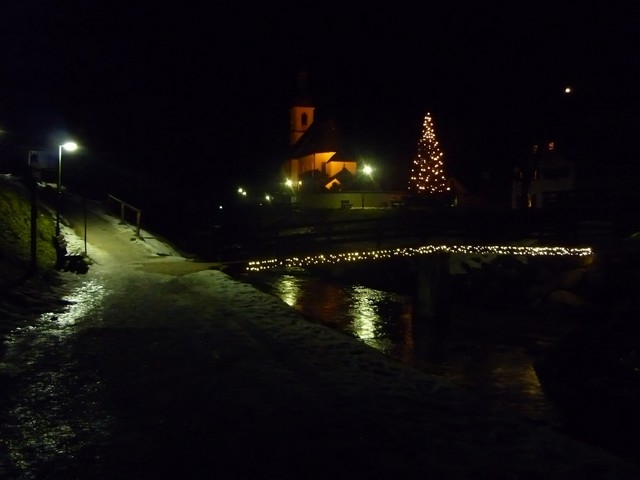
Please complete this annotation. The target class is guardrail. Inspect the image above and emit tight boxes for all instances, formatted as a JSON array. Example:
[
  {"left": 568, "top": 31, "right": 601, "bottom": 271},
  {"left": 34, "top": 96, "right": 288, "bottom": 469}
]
[{"left": 107, "top": 194, "right": 143, "bottom": 237}]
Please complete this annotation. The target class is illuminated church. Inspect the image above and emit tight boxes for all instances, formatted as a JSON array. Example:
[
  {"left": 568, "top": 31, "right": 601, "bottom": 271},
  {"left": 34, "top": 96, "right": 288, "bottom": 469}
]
[{"left": 282, "top": 70, "right": 359, "bottom": 192}]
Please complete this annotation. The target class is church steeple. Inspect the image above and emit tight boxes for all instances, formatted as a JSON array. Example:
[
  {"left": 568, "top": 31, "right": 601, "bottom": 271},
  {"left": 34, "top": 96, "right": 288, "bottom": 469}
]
[
  {"left": 282, "top": 69, "right": 358, "bottom": 189},
  {"left": 290, "top": 69, "right": 315, "bottom": 146},
  {"left": 292, "top": 69, "right": 313, "bottom": 106}
]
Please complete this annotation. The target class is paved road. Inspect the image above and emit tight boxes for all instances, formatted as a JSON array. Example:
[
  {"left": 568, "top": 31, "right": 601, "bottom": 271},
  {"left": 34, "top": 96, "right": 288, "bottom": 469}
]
[{"left": 1, "top": 197, "right": 639, "bottom": 479}]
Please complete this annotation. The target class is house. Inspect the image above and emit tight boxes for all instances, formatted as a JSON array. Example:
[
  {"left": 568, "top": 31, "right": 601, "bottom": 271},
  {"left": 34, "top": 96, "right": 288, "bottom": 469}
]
[
  {"left": 512, "top": 141, "right": 575, "bottom": 209},
  {"left": 282, "top": 70, "right": 358, "bottom": 192}
]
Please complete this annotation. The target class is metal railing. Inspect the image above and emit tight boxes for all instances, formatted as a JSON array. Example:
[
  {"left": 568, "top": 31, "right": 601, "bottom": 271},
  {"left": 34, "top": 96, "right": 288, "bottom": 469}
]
[{"left": 107, "top": 194, "right": 143, "bottom": 237}]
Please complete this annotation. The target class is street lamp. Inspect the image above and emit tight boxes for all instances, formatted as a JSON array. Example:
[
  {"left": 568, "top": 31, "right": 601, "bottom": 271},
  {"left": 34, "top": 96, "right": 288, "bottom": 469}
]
[
  {"left": 361, "top": 164, "right": 374, "bottom": 209},
  {"left": 56, "top": 141, "right": 78, "bottom": 236}
]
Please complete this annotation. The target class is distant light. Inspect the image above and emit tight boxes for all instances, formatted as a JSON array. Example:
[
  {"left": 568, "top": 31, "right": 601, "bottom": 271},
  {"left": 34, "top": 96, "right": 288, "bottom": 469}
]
[{"left": 564, "top": 86, "right": 572, "bottom": 94}]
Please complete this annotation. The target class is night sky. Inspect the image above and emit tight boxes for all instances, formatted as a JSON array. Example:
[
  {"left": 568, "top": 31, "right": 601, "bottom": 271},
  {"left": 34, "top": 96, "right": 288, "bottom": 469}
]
[{"left": 2, "top": 3, "right": 639, "bottom": 204}]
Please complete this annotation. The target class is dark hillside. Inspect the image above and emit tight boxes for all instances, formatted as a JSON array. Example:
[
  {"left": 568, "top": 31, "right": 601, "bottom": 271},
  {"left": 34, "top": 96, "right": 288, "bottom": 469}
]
[{"left": 0, "top": 174, "right": 58, "bottom": 287}]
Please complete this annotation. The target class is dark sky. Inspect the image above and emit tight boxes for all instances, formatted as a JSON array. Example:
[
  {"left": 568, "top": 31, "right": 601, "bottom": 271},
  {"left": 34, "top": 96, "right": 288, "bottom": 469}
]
[{"left": 2, "top": 2, "right": 639, "bottom": 199}]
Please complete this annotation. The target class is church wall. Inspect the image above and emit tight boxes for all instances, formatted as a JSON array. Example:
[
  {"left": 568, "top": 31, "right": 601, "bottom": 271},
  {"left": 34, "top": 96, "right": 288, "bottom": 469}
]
[
  {"left": 324, "top": 161, "right": 357, "bottom": 178},
  {"left": 290, "top": 106, "right": 314, "bottom": 145},
  {"left": 296, "top": 191, "right": 406, "bottom": 209},
  {"left": 299, "top": 152, "right": 334, "bottom": 176}
]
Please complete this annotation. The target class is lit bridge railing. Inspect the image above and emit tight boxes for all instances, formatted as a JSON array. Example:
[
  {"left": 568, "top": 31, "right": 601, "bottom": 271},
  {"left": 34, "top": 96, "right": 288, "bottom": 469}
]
[{"left": 245, "top": 244, "right": 594, "bottom": 272}]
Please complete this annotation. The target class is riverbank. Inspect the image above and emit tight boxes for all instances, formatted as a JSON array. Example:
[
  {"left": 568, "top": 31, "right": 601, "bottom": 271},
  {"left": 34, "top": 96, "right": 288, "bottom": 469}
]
[{"left": 3, "top": 267, "right": 640, "bottom": 479}]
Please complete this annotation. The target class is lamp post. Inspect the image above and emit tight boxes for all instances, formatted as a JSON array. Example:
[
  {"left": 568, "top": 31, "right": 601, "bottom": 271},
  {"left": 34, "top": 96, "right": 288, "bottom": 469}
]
[
  {"left": 361, "top": 165, "right": 374, "bottom": 209},
  {"left": 56, "top": 141, "right": 78, "bottom": 236}
]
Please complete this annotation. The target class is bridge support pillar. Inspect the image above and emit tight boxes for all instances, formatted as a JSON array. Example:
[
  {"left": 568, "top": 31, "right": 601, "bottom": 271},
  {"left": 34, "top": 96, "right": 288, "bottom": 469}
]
[{"left": 414, "top": 251, "right": 451, "bottom": 330}]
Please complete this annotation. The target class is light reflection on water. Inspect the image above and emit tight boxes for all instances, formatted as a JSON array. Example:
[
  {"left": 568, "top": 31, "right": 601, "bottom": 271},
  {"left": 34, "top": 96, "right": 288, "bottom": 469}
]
[
  {"left": 246, "top": 271, "right": 561, "bottom": 426},
  {"left": 39, "top": 279, "right": 106, "bottom": 329},
  {"left": 264, "top": 274, "right": 411, "bottom": 355}
]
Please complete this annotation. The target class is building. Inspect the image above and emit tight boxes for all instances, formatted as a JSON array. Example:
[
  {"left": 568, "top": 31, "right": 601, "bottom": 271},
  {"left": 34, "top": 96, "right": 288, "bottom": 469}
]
[
  {"left": 512, "top": 141, "right": 575, "bottom": 209},
  {"left": 282, "top": 70, "right": 359, "bottom": 192}
]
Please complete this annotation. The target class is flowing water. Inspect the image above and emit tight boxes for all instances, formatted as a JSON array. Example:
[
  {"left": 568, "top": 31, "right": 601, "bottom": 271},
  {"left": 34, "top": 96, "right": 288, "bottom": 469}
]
[{"left": 241, "top": 270, "right": 567, "bottom": 428}]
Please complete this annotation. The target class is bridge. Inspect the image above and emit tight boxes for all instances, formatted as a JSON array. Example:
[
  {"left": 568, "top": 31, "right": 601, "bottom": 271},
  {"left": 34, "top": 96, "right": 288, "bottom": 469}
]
[
  {"left": 210, "top": 207, "right": 609, "bottom": 268},
  {"left": 210, "top": 207, "right": 612, "bottom": 329}
]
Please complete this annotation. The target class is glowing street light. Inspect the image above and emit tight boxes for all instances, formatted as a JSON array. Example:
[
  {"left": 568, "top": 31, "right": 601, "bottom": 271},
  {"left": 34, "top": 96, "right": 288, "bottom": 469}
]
[
  {"left": 285, "top": 179, "right": 302, "bottom": 192},
  {"left": 361, "top": 164, "right": 375, "bottom": 209},
  {"left": 56, "top": 141, "right": 78, "bottom": 236}
]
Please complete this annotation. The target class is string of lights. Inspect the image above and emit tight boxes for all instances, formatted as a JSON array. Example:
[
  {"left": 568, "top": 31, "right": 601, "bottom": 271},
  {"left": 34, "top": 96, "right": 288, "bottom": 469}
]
[
  {"left": 408, "top": 112, "right": 449, "bottom": 194},
  {"left": 245, "top": 244, "right": 593, "bottom": 272}
]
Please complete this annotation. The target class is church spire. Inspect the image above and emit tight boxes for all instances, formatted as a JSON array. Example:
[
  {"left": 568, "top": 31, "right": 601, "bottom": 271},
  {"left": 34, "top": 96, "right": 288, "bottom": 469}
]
[
  {"left": 289, "top": 69, "right": 315, "bottom": 146},
  {"left": 293, "top": 68, "right": 313, "bottom": 107}
]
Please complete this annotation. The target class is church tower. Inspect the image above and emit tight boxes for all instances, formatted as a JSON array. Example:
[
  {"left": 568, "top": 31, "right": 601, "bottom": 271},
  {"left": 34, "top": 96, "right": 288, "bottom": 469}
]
[
  {"left": 290, "top": 69, "right": 314, "bottom": 146},
  {"left": 285, "top": 69, "right": 315, "bottom": 181},
  {"left": 283, "top": 69, "right": 357, "bottom": 191}
]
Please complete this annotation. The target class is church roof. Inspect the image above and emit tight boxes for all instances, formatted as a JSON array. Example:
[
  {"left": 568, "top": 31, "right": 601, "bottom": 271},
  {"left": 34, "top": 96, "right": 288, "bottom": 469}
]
[
  {"left": 290, "top": 119, "right": 344, "bottom": 158},
  {"left": 331, "top": 165, "right": 354, "bottom": 184},
  {"left": 325, "top": 150, "right": 353, "bottom": 164}
]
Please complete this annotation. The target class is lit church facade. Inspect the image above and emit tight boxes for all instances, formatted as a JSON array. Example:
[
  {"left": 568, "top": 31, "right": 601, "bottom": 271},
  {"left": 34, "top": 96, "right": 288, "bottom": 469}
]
[{"left": 282, "top": 70, "right": 358, "bottom": 192}]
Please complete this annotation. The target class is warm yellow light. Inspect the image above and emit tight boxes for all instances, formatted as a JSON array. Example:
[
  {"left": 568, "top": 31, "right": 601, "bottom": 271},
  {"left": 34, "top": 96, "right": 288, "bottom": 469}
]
[{"left": 245, "top": 244, "right": 593, "bottom": 272}]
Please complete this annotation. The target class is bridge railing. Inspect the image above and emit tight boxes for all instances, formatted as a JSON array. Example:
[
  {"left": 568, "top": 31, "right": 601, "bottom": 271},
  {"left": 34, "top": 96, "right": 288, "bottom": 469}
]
[{"left": 211, "top": 209, "right": 613, "bottom": 263}]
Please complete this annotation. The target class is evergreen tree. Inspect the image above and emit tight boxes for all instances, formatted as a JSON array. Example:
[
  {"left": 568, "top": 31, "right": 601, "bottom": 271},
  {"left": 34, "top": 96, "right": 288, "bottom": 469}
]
[{"left": 408, "top": 112, "right": 448, "bottom": 194}]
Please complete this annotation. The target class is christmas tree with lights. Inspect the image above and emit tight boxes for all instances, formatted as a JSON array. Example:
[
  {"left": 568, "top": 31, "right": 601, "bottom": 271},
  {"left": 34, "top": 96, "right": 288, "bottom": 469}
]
[{"left": 408, "top": 112, "right": 448, "bottom": 194}]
